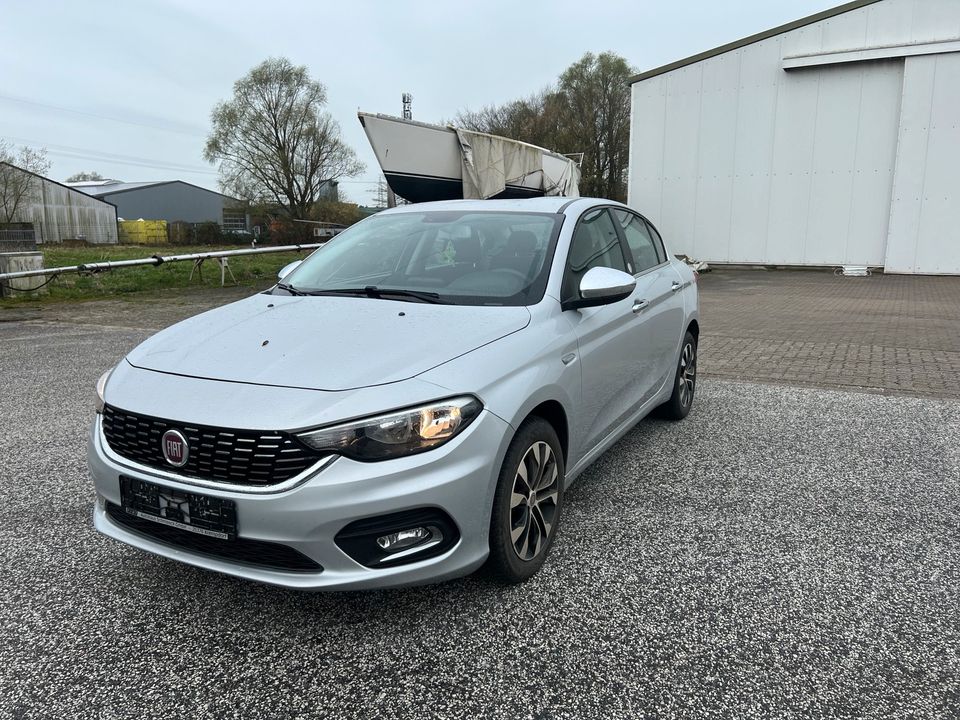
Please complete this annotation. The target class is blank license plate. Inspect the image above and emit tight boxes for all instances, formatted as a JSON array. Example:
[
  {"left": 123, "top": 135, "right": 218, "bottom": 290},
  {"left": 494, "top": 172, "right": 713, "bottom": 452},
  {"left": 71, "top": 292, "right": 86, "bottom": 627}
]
[{"left": 119, "top": 476, "right": 237, "bottom": 540}]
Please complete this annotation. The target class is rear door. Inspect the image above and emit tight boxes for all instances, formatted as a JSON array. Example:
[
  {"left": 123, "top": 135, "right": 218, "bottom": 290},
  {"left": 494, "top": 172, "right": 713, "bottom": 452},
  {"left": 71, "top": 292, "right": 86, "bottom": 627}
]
[{"left": 611, "top": 209, "right": 687, "bottom": 393}]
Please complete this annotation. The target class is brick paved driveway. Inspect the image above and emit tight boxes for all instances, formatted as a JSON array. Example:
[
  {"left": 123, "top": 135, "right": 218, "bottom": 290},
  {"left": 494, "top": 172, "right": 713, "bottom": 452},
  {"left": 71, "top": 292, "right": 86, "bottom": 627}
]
[{"left": 698, "top": 270, "right": 960, "bottom": 399}]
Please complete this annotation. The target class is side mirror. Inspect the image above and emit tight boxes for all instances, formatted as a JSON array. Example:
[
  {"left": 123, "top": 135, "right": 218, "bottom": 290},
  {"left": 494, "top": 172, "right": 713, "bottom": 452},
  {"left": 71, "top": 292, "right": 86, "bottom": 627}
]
[
  {"left": 562, "top": 266, "right": 636, "bottom": 311},
  {"left": 277, "top": 260, "right": 302, "bottom": 281}
]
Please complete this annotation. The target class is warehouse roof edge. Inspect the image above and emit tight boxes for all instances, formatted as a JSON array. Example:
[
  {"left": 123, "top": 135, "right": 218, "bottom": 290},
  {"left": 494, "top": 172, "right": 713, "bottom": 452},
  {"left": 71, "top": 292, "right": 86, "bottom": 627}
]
[{"left": 628, "top": 0, "right": 885, "bottom": 84}]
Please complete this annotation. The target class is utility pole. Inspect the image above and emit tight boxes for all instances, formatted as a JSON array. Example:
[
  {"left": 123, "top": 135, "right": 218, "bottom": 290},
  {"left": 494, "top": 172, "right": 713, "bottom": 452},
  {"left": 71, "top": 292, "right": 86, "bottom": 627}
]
[{"left": 387, "top": 93, "right": 414, "bottom": 209}]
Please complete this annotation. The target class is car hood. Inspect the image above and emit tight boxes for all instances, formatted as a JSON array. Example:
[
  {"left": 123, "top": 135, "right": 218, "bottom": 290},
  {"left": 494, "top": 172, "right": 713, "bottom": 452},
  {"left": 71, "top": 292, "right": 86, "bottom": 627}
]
[{"left": 125, "top": 293, "right": 531, "bottom": 391}]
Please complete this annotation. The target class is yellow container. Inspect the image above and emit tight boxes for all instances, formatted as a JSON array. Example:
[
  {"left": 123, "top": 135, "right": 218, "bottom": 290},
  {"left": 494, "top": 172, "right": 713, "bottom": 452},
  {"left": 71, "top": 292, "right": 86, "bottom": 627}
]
[{"left": 118, "top": 220, "right": 167, "bottom": 245}]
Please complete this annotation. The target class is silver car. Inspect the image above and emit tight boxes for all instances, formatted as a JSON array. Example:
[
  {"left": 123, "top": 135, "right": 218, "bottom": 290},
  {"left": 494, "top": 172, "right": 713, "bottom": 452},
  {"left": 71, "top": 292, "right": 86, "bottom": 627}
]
[{"left": 89, "top": 197, "right": 700, "bottom": 589}]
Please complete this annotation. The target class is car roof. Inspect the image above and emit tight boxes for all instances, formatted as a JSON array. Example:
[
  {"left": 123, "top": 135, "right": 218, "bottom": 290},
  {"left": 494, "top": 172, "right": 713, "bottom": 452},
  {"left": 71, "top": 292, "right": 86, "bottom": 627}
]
[{"left": 381, "top": 197, "right": 622, "bottom": 216}]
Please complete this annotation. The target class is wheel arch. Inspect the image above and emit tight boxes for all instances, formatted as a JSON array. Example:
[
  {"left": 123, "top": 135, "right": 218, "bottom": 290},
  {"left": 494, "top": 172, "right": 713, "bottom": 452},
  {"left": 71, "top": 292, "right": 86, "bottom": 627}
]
[{"left": 525, "top": 399, "right": 569, "bottom": 466}]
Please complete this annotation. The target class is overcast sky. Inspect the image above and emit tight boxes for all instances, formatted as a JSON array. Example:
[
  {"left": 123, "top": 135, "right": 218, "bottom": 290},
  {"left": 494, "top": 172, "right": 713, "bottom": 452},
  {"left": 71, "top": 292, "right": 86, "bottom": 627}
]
[{"left": 1, "top": 0, "right": 838, "bottom": 204}]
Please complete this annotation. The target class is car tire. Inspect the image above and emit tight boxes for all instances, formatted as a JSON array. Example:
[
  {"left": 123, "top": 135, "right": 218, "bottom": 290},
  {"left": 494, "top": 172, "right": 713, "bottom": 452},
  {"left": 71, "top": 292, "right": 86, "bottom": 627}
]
[
  {"left": 657, "top": 330, "right": 698, "bottom": 421},
  {"left": 485, "top": 417, "right": 565, "bottom": 584}
]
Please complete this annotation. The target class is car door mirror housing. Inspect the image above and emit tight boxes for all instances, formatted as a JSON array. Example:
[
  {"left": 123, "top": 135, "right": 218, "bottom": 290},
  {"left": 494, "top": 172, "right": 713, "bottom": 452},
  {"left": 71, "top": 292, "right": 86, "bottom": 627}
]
[
  {"left": 562, "top": 266, "right": 637, "bottom": 311},
  {"left": 277, "top": 260, "right": 303, "bottom": 281}
]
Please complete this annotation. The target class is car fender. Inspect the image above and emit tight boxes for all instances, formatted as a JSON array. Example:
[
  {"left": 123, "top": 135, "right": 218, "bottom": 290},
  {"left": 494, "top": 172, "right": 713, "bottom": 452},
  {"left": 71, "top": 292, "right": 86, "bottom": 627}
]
[{"left": 418, "top": 304, "right": 581, "bottom": 474}]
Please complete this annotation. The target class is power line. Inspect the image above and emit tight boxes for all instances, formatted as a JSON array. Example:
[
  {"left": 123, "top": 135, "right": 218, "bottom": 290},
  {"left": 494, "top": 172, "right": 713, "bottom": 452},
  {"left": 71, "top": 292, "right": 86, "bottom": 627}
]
[
  {"left": 0, "top": 94, "right": 381, "bottom": 182},
  {"left": 2, "top": 132, "right": 377, "bottom": 182},
  {"left": 0, "top": 93, "right": 207, "bottom": 137},
  {"left": 46, "top": 149, "right": 218, "bottom": 176},
  {"left": 1, "top": 134, "right": 217, "bottom": 175}
]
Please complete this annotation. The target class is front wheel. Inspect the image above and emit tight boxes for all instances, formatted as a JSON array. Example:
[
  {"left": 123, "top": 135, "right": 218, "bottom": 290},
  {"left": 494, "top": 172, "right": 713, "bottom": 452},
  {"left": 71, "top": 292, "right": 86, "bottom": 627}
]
[
  {"left": 657, "top": 330, "right": 697, "bottom": 421},
  {"left": 485, "top": 417, "right": 565, "bottom": 584}
]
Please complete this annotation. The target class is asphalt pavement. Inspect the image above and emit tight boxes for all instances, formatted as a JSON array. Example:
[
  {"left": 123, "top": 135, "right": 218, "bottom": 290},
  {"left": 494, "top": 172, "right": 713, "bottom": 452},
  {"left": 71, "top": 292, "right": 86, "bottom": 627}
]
[{"left": 1, "top": 317, "right": 957, "bottom": 719}]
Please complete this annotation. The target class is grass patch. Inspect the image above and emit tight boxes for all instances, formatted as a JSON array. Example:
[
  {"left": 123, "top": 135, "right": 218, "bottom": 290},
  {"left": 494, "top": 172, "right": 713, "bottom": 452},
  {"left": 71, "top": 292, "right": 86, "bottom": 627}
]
[{"left": 1, "top": 244, "right": 310, "bottom": 304}]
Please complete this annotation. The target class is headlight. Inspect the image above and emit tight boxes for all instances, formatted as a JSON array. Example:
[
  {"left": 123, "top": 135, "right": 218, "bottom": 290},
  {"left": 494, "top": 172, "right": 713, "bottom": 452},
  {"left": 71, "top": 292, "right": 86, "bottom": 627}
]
[
  {"left": 95, "top": 369, "right": 112, "bottom": 414},
  {"left": 296, "top": 396, "right": 482, "bottom": 461}
]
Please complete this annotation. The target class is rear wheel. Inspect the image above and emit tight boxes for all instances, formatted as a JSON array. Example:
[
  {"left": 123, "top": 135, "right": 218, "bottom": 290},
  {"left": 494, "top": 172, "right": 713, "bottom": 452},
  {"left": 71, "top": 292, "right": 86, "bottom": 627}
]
[
  {"left": 485, "top": 417, "right": 565, "bottom": 584},
  {"left": 657, "top": 331, "right": 697, "bottom": 421}
]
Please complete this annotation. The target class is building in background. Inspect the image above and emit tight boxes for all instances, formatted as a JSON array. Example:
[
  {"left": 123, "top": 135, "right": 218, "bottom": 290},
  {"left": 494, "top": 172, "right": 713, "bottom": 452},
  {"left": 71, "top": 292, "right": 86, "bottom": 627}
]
[
  {"left": 628, "top": 0, "right": 960, "bottom": 275},
  {"left": 70, "top": 180, "right": 249, "bottom": 232},
  {"left": 0, "top": 163, "right": 118, "bottom": 245}
]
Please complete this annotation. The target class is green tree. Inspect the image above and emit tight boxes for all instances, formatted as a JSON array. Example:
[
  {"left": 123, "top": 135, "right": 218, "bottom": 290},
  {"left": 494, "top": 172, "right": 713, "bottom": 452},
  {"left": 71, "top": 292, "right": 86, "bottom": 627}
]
[
  {"left": 204, "top": 57, "right": 364, "bottom": 220},
  {"left": 556, "top": 52, "right": 634, "bottom": 201},
  {"left": 311, "top": 198, "right": 364, "bottom": 227}
]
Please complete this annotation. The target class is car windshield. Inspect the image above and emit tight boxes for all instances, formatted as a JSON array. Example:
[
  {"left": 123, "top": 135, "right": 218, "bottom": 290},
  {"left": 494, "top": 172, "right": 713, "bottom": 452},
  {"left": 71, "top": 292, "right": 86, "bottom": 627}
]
[{"left": 278, "top": 210, "right": 563, "bottom": 306}]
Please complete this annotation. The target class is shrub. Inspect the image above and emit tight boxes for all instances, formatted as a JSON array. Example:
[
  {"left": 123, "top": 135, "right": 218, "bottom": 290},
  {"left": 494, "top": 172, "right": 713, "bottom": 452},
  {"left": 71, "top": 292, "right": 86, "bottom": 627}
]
[
  {"left": 195, "top": 221, "right": 224, "bottom": 245},
  {"left": 166, "top": 222, "right": 253, "bottom": 246}
]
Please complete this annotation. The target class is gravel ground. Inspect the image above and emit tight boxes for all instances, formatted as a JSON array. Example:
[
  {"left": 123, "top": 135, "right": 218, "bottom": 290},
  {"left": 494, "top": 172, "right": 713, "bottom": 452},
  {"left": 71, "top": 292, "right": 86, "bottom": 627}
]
[{"left": 1, "top": 320, "right": 958, "bottom": 719}]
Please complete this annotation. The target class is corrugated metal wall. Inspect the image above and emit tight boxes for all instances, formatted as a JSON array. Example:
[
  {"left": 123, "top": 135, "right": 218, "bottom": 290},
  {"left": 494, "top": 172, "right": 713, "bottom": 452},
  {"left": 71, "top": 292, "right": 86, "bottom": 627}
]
[
  {"left": 628, "top": 0, "right": 960, "bottom": 274},
  {"left": 101, "top": 182, "right": 240, "bottom": 227},
  {"left": 886, "top": 51, "right": 960, "bottom": 273},
  {"left": 15, "top": 176, "right": 118, "bottom": 244}
]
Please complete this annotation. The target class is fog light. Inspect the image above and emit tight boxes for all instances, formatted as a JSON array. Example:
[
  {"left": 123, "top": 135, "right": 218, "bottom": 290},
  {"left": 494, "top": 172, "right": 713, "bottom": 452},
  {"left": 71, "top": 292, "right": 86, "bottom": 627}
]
[
  {"left": 376, "top": 527, "right": 432, "bottom": 553},
  {"left": 335, "top": 509, "right": 458, "bottom": 567}
]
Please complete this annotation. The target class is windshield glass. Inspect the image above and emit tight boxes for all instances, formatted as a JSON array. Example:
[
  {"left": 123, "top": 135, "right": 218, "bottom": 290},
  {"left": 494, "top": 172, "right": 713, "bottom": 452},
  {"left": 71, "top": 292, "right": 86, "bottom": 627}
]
[{"left": 279, "top": 210, "right": 563, "bottom": 306}]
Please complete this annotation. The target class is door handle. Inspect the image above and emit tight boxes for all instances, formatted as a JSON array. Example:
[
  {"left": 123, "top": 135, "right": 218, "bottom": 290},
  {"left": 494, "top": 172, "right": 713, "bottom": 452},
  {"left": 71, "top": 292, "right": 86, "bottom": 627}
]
[
  {"left": 632, "top": 299, "right": 649, "bottom": 314},
  {"left": 671, "top": 281, "right": 682, "bottom": 292}
]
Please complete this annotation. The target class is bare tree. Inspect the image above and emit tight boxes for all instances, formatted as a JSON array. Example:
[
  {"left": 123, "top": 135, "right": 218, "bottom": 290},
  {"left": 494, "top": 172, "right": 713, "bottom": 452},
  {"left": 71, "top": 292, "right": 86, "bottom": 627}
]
[
  {"left": 454, "top": 88, "right": 565, "bottom": 151},
  {"left": 65, "top": 171, "right": 105, "bottom": 182},
  {"left": 453, "top": 52, "right": 634, "bottom": 201},
  {"left": 204, "top": 57, "right": 364, "bottom": 220},
  {"left": 0, "top": 141, "right": 51, "bottom": 224}
]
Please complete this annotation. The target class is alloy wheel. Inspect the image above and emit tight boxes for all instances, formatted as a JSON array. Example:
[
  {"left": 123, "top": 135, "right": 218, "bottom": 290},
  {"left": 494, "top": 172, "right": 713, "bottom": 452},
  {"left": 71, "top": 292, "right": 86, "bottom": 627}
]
[
  {"left": 509, "top": 441, "right": 559, "bottom": 561},
  {"left": 678, "top": 341, "right": 697, "bottom": 407}
]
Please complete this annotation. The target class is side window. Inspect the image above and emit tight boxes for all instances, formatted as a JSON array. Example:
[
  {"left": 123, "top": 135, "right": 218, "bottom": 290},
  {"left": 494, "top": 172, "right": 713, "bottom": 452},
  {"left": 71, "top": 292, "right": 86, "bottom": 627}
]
[
  {"left": 612, "top": 209, "right": 661, "bottom": 273},
  {"left": 562, "top": 208, "right": 627, "bottom": 300},
  {"left": 644, "top": 219, "right": 667, "bottom": 264}
]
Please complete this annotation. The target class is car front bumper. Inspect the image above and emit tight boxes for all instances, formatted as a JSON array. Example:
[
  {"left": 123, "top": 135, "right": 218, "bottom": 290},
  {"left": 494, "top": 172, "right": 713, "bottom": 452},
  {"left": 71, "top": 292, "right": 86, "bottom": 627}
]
[{"left": 88, "top": 409, "right": 512, "bottom": 590}]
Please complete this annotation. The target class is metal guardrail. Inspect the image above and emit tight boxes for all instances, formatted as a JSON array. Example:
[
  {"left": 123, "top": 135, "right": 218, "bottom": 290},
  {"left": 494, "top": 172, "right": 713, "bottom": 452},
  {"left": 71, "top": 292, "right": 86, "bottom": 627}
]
[{"left": 0, "top": 243, "right": 324, "bottom": 283}]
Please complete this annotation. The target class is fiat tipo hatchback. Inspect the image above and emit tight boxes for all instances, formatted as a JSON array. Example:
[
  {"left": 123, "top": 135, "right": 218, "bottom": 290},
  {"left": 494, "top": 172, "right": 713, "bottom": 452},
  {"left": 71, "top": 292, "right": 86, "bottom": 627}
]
[{"left": 89, "top": 197, "right": 700, "bottom": 589}]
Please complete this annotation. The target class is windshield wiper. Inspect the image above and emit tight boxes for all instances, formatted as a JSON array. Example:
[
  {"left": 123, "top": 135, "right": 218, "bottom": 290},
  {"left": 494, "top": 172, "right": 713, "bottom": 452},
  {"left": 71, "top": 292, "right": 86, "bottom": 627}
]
[
  {"left": 303, "top": 286, "right": 444, "bottom": 304},
  {"left": 275, "top": 282, "right": 308, "bottom": 296}
]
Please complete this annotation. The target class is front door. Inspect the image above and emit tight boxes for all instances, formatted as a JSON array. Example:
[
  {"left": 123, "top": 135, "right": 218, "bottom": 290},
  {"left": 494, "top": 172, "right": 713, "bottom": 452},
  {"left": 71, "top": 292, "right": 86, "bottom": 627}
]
[{"left": 562, "top": 208, "right": 658, "bottom": 457}]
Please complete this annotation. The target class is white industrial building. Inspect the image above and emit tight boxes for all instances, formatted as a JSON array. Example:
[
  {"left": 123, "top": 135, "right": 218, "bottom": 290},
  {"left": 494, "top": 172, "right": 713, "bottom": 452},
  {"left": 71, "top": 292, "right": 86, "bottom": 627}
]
[{"left": 627, "top": 0, "right": 960, "bottom": 275}]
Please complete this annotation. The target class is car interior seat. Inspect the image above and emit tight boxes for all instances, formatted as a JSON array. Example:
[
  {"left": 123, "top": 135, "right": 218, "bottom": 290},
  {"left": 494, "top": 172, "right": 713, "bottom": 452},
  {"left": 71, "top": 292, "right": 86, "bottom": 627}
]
[{"left": 452, "top": 231, "right": 483, "bottom": 270}]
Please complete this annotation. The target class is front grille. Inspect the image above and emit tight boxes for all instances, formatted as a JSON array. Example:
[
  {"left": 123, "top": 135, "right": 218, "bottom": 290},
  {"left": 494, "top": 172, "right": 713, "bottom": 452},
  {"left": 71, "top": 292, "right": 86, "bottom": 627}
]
[
  {"left": 106, "top": 503, "right": 322, "bottom": 572},
  {"left": 101, "top": 405, "right": 323, "bottom": 487}
]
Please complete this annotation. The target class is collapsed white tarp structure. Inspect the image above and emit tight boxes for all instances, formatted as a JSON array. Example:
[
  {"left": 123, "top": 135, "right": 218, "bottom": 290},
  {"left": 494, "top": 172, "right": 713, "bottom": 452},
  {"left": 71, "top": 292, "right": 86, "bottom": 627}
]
[
  {"left": 358, "top": 112, "right": 582, "bottom": 203},
  {"left": 455, "top": 129, "right": 580, "bottom": 200}
]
